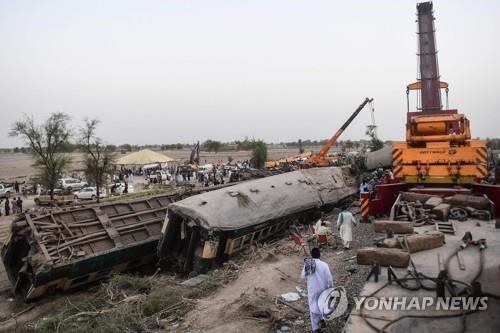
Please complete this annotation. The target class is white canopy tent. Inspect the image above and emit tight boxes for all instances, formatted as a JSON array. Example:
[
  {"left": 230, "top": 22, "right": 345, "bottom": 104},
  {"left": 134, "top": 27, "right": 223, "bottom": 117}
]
[{"left": 114, "top": 149, "right": 174, "bottom": 166}]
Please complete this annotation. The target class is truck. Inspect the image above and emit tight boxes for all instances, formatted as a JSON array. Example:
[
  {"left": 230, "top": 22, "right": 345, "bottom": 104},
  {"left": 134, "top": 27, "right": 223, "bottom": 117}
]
[{"left": 0, "top": 184, "right": 14, "bottom": 199}]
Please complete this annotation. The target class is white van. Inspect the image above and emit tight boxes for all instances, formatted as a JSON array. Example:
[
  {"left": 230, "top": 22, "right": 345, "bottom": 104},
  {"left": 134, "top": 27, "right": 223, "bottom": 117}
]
[{"left": 59, "top": 178, "right": 88, "bottom": 191}]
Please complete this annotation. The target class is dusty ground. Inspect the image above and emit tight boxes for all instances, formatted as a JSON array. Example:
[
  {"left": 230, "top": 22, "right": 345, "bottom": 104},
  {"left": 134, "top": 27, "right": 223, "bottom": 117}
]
[{"left": 179, "top": 210, "right": 375, "bottom": 333}]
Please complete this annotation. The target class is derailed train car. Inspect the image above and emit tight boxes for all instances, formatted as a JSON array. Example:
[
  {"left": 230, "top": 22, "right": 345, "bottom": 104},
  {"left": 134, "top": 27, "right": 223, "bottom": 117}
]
[
  {"left": 1, "top": 187, "right": 225, "bottom": 301},
  {"left": 157, "top": 167, "right": 357, "bottom": 273}
]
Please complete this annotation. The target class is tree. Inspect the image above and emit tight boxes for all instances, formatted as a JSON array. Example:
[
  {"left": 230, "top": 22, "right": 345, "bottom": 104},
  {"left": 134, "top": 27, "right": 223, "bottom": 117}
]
[
  {"left": 10, "top": 113, "right": 72, "bottom": 200},
  {"left": 105, "top": 144, "right": 117, "bottom": 152},
  {"left": 251, "top": 140, "right": 267, "bottom": 168},
  {"left": 80, "top": 119, "right": 116, "bottom": 203},
  {"left": 298, "top": 139, "right": 304, "bottom": 154},
  {"left": 119, "top": 144, "right": 132, "bottom": 152},
  {"left": 203, "top": 140, "right": 222, "bottom": 153}
]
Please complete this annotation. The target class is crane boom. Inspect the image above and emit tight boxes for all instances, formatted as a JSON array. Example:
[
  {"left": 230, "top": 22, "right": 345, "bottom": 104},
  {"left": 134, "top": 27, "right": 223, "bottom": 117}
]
[
  {"left": 417, "top": 1, "right": 442, "bottom": 112},
  {"left": 317, "top": 97, "right": 373, "bottom": 156},
  {"left": 306, "top": 97, "right": 373, "bottom": 167}
]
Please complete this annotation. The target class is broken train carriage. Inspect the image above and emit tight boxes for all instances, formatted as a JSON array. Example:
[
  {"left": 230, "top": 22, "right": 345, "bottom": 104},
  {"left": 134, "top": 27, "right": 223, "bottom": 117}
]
[
  {"left": 1, "top": 188, "right": 223, "bottom": 302},
  {"left": 157, "top": 167, "right": 357, "bottom": 273}
]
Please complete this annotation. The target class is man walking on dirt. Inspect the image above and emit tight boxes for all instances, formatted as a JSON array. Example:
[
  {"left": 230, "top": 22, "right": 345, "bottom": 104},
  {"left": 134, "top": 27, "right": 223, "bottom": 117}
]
[
  {"left": 301, "top": 247, "right": 334, "bottom": 332},
  {"left": 337, "top": 209, "right": 356, "bottom": 249}
]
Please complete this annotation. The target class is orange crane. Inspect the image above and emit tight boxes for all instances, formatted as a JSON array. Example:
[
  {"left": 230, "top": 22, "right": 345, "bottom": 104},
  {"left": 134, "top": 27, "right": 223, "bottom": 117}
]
[
  {"left": 305, "top": 97, "right": 373, "bottom": 167},
  {"left": 392, "top": 1, "right": 487, "bottom": 184},
  {"left": 363, "top": 1, "right": 499, "bottom": 223}
]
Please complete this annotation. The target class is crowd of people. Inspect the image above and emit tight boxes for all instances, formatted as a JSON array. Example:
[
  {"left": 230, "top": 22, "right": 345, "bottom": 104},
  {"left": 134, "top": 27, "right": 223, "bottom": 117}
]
[
  {"left": 0, "top": 194, "right": 24, "bottom": 217},
  {"left": 359, "top": 168, "right": 394, "bottom": 194}
]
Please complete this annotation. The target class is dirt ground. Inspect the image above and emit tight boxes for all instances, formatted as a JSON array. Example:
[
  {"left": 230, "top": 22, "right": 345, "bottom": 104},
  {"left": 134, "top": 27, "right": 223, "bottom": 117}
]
[{"left": 179, "top": 210, "right": 375, "bottom": 333}]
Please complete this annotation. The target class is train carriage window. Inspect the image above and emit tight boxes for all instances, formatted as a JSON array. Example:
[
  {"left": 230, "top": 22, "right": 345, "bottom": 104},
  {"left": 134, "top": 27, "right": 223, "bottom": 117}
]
[
  {"left": 232, "top": 238, "right": 242, "bottom": 250},
  {"left": 242, "top": 234, "right": 252, "bottom": 247}
]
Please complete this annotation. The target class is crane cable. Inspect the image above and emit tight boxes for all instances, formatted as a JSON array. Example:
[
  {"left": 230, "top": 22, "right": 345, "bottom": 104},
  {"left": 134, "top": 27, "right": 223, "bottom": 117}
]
[{"left": 366, "top": 99, "right": 378, "bottom": 140}]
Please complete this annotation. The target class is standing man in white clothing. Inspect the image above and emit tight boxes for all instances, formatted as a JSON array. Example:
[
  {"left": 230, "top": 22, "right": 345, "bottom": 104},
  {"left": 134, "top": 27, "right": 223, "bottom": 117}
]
[
  {"left": 337, "top": 210, "right": 357, "bottom": 249},
  {"left": 301, "top": 247, "right": 334, "bottom": 332}
]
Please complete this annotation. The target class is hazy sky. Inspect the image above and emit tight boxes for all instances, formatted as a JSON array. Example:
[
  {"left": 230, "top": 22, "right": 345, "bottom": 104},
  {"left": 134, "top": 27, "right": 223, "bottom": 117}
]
[{"left": 1, "top": 0, "right": 499, "bottom": 148}]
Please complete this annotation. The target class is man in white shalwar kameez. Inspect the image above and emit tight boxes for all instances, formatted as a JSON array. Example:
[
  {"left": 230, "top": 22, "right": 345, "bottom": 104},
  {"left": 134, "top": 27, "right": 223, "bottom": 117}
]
[
  {"left": 337, "top": 210, "right": 356, "bottom": 249},
  {"left": 301, "top": 248, "right": 334, "bottom": 332}
]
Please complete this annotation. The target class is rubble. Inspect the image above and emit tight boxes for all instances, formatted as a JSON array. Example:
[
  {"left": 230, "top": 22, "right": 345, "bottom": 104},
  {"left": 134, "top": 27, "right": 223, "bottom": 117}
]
[
  {"left": 431, "top": 203, "right": 451, "bottom": 221},
  {"left": 392, "top": 192, "right": 495, "bottom": 225}
]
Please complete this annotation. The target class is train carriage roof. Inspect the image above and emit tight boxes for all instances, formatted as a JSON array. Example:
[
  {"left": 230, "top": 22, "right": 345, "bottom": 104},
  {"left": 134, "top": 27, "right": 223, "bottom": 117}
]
[{"left": 168, "top": 167, "right": 356, "bottom": 231}]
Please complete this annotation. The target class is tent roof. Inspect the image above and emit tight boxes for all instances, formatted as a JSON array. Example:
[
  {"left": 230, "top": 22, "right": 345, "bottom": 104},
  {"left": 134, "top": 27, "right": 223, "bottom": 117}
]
[
  {"left": 114, "top": 149, "right": 174, "bottom": 165},
  {"left": 168, "top": 167, "right": 356, "bottom": 231}
]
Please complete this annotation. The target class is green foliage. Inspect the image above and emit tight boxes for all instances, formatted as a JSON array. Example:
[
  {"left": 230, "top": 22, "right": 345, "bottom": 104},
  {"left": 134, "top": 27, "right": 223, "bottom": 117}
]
[
  {"left": 10, "top": 113, "right": 72, "bottom": 199},
  {"left": 203, "top": 140, "right": 223, "bottom": 153},
  {"left": 118, "top": 144, "right": 132, "bottom": 152},
  {"left": 105, "top": 144, "right": 117, "bottom": 152},
  {"left": 251, "top": 140, "right": 267, "bottom": 168},
  {"left": 486, "top": 138, "right": 500, "bottom": 150},
  {"left": 235, "top": 137, "right": 256, "bottom": 150},
  {"left": 161, "top": 143, "right": 185, "bottom": 150}
]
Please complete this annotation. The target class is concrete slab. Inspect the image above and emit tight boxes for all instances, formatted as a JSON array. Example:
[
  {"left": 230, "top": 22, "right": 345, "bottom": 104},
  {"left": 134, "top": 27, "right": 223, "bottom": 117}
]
[{"left": 344, "top": 219, "right": 500, "bottom": 333}]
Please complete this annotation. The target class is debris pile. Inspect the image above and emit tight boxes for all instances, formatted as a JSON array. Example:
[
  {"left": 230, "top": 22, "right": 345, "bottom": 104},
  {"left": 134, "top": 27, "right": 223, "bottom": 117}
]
[{"left": 391, "top": 192, "right": 493, "bottom": 225}]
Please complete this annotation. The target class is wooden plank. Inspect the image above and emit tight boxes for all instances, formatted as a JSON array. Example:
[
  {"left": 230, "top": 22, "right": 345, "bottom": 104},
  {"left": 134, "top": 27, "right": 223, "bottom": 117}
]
[
  {"left": 93, "top": 207, "right": 123, "bottom": 248},
  {"left": 25, "top": 214, "right": 52, "bottom": 262}
]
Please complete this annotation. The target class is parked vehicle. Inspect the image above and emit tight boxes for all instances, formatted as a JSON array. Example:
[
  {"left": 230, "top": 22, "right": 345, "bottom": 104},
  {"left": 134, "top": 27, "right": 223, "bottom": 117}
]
[
  {"left": 149, "top": 170, "right": 171, "bottom": 183},
  {"left": 74, "top": 187, "right": 105, "bottom": 200},
  {"left": 0, "top": 184, "right": 14, "bottom": 198},
  {"left": 34, "top": 194, "right": 75, "bottom": 206},
  {"left": 111, "top": 182, "right": 134, "bottom": 195},
  {"left": 58, "top": 178, "right": 88, "bottom": 191}
]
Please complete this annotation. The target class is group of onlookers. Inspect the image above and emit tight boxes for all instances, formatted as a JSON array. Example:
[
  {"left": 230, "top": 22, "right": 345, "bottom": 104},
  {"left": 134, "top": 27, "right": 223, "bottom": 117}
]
[
  {"left": 0, "top": 196, "right": 23, "bottom": 216},
  {"left": 359, "top": 168, "right": 394, "bottom": 194}
]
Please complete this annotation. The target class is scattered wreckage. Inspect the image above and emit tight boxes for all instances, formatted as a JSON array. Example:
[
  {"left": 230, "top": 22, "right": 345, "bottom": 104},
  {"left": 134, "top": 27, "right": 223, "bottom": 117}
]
[
  {"left": 389, "top": 192, "right": 494, "bottom": 229},
  {"left": 1, "top": 186, "right": 228, "bottom": 301},
  {"left": 157, "top": 167, "right": 357, "bottom": 274},
  {"left": 2, "top": 168, "right": 357, "bottom": 302},
  {"left": 357, "top": 191, "right": 494, "bottom": 269}
]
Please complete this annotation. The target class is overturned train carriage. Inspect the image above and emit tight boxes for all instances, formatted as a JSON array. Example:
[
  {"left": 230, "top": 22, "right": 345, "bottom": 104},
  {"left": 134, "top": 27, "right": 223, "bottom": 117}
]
[
  {"left": 157, "top": 167, "right": 357, "bottom": 273},
  {"left": 1, "top": 188, "right": 221, "bottom": 301}
]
